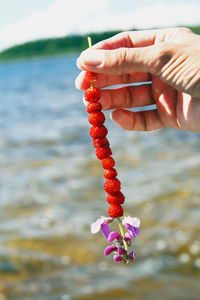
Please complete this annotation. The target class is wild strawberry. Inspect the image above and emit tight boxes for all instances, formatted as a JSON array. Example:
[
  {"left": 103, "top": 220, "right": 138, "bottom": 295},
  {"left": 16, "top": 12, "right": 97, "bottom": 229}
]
[
  {"left": 96, "top": 147, "right": 112, "bottom": 160},
  {"left": 88, "top": 111, "right": 105, "bottom": 126},
  {"left": 90, "top": 125, "right": 108, "bottom": 139},
  {"left": 101, "top": 157, "right": 115, "bottom": 169},
  {"left": 104, "top": 168, "right": 117, "bottom": 179},
  {"left": 84, "top": 87, "right": 101, "bottom": 102},
  {"left": 108, "top": 204, "right": 123, "bottom": 218},
  {"left": 107, "top": 191, "right": 125, "bottom": 205},
  {"left": 85, "top": 71, "right": 98, "bottom": 83},
  {"left": 87, "top": 102, "right": 102, "bottom": 113},
  {"left": 93, "top": 137, "right": 109, "bottom": 148},
  {"left": 104, "top": 178, "right": 121, "bottom": 194}
]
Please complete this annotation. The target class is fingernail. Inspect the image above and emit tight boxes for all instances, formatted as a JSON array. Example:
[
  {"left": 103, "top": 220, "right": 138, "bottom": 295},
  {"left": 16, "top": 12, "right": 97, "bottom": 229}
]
[
  {"left": 109, "top": 112, "right": 113, "bottom": 121},
  {"left": 79, "top": 49, "right": 104, "bottom": 67}
]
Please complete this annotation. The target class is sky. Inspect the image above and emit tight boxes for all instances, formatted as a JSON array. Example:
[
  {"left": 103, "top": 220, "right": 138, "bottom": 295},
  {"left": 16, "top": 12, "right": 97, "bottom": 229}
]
[{"left": 0, "top": 0, "right": 200, "bottom": 51}]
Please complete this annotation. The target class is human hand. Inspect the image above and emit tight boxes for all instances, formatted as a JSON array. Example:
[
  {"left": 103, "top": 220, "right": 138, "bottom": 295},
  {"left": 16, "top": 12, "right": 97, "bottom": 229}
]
[{"left": 75, "top": 27, "right": 200, "bottom": 132}]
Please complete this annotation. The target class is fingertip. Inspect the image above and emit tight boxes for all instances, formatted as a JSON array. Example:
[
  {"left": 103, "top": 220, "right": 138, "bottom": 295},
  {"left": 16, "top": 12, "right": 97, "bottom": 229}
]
[
  {"left": 76, "top": 56, "right": 83, "bottom": 70},
  {"left": 111, "top": 109, "right": 121, "bottom": 123},
  {"left": 75, "top": 74, "right": 81, "bottom": 90},
  {"left": 76, "top": 50, "right": 88, "bottom": 70},
  {"left": 75, "top": 71, "right": 90, "bottom": 90}
]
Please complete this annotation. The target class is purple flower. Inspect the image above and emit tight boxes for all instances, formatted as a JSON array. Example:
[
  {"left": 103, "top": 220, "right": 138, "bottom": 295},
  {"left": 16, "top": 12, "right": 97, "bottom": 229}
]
[
  {"left": 129, "top": 251, "right": 135, "bottom": 261},
  {"left": 104, "top": 245, "right": 117, "bottom": 256},
  {"left": 91, "top": 215, "right": 140, "bottom": 264},
  {"left": 122, "top": 216, "right": 140, "bottom": 238},
  {"left": 113, "top": 255, "right": 126, "bottom": 264},
  {"left": 108, "top": 231, "right": 122, "bottom": 243},
  {"left": 91, "top": 216, "right": 113, "bottom": 239},
  {"left": 124, "top": 232, "right": 132, "bottom": 243},
  {"left": 117, "top": 247, "right": 127, "bottom": 256}
]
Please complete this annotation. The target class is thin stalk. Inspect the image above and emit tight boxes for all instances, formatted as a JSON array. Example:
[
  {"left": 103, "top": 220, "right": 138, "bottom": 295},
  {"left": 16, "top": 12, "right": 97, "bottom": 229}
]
[
  {"left": 88, "top": 37, "right": 92, "bottom": 50},
  {"left": 88, "top": 36, "right": 93, "bottom": 89},
  {"left": 117, "top": 218, "right": 128, "bottom": 252}
]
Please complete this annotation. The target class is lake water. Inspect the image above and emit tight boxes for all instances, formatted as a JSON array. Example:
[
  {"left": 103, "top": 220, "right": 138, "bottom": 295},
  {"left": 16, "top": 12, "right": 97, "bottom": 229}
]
[{"left": 0, "top": 55, "right": 199, "bottom": 300}]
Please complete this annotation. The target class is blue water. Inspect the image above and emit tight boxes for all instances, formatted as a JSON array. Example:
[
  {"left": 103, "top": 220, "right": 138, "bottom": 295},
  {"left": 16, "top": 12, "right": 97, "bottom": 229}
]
[{"left": 0, "top": 55, "right": 200, "bottom": 300}]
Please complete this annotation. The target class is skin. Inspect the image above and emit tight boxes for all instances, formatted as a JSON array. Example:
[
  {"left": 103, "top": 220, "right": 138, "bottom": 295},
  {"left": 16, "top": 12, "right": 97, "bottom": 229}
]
[{"left": 75, "top": 27, "right": 200, "bottom": 132}]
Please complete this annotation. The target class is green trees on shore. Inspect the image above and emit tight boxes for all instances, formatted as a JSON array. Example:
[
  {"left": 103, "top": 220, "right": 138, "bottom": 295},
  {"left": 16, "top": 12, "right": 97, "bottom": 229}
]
[{"left": 0, "top": 30, "right": 121, "bottom": 61}]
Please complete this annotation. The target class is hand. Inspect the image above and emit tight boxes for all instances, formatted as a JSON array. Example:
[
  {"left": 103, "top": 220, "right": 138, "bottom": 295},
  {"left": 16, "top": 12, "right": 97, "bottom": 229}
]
[{"left": 75, "top": 27, "right": 200, "bottom": 132}]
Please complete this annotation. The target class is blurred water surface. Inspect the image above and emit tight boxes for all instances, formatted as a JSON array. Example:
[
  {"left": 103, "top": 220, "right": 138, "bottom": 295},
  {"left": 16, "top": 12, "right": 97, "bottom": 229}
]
[{"left": 0, "top": 55, "right": 199, "bottom": 300}]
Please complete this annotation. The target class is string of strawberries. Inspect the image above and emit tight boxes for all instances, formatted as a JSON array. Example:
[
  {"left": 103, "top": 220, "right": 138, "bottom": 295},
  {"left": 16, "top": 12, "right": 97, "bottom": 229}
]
[
  {"left": 85, "top": 71, "right": 124, "bottom": 218},
  {"left": 82, "top": 38, "right": 141, "bottom": 264}
]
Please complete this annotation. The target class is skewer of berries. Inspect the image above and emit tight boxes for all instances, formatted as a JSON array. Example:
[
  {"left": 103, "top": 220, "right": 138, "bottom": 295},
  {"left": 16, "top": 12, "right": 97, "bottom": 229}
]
[{"left": 84, "top": 37, "right": 140, "bottom": 264}]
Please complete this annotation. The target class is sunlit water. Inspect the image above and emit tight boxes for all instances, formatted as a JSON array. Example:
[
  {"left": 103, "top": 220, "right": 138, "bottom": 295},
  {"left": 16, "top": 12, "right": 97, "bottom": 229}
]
[{"left": 0, "top": 55, "right": 199, "bottom": 300}]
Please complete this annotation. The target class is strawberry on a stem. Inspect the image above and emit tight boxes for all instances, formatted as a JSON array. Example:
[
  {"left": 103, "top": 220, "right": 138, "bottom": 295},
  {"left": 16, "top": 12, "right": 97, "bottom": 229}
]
[{"left": 84, "top": 37, "right": 141, "bottom": 265}]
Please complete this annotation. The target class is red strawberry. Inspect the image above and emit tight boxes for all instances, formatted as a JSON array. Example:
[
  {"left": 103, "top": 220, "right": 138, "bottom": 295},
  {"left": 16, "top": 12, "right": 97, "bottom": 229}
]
[
  {"left": 85, "top": 71, "right": 98, "bottom": 83},
  {"left": 104, "top": 168, "right": 117, "bottom": 179},
  {"left": 96, "top": 147, "right": 112, "bottom": 160},
  {"left": 90, "top": 125, "right": 108, "bottom": 139},
  {"left": 108, "top": 204, "right": 123, "bottom": 218},
  {"left": 84, "top": 87, "right": 100, "bottom": 102},
  {"left": 101, "top": 157, "right": 115, "bottom": 169},
  {"left": 87, "top": 102, "right": 102, "bottom": 113},
  {"left": 88, "top": 111, "right": 105, "bottom": 126},
  {"left": 104, "top": 178, "right": 121, "bottom": 194},
  {"left": 93, "top": 137, "right": 109, "bottom": 148},
  {"left": 107, "top": 191, "right": 125, "bottom": 205}
]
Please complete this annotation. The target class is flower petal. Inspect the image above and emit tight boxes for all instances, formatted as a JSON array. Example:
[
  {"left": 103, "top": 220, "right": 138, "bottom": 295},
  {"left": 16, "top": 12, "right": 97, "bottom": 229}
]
[
  {"left": 134, "top": 227, "right": 140, "bottom": 235},
  {"left": 113, "top": 255, "right": 125, "bottom": 263},
  {"left": 117, "top": 247, "right": 127, "bottom": 256},
  {"left": 129, "top": 251, "right": 135, "bottom": 261},
  {"left": 91, "top": 216, "right": 112, "bottom": 234},
  {"left": 124, "top": 232, "right": 132, "bottom": 246},
  {"left": 101, "top": 223, "right": 110, "bottom": 238},
  {"left": 125, "top": 223, "right": 136, "bottom": 237},
  {"left": 124, "top": 232, "right": 132, "bottom": 241},
  {"left": 125, "top": 224, "right": 140, "bottom": 238},
  {"left": 122, "top": 216, "right": 140, "bottom": 228},
  {"left": 104, "top": 245, "right": 117, "bottom": 256},
  {"left": 108, "top": 231, "right": 122, "bottom": 243},
  {"left": 104, "top": 217, "right": 113, "bottom": 224},
  {"left": 91, "top": 219, "right": 102, "bottom": 234}
]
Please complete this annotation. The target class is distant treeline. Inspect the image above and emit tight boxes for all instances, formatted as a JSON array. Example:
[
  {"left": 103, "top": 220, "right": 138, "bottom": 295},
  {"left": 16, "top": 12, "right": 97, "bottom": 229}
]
[
  {"left": 0, "top": 26, "right": 199, "bottom": 62},
  {"left": 0, "top": 30, "right": 122, "bottom": 61}
]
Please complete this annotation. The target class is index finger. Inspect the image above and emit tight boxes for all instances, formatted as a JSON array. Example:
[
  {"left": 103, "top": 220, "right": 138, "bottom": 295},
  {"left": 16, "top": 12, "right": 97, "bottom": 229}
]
[{"left": 92, "top": 29, "right": 159, "bottom": 50}]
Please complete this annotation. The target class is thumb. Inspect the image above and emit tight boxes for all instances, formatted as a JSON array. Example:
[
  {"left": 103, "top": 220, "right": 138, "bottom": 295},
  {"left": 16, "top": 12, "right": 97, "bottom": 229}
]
[{"left": 76, "top": 46, "right": 165, "bottom": 75}]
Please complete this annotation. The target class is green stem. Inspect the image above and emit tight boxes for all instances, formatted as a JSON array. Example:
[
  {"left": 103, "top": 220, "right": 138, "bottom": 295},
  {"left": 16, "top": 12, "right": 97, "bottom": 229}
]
[
  {"left": 117, "top": 218, "right": 128, "bottom": 252},
  {"left": 88, "top": 37, "right": 92, "bottom": 49},
  {"left": 88, "top": 36, "right": 94, "bottom": 89}
]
